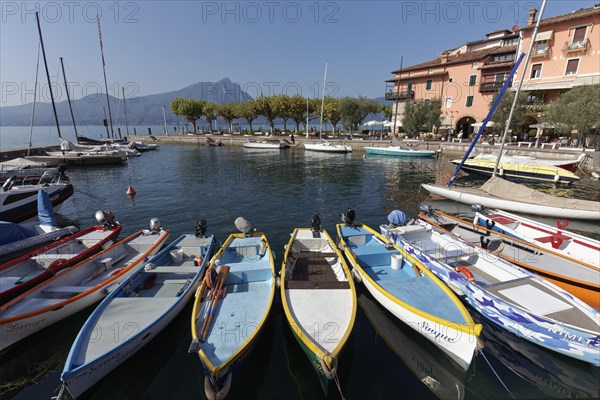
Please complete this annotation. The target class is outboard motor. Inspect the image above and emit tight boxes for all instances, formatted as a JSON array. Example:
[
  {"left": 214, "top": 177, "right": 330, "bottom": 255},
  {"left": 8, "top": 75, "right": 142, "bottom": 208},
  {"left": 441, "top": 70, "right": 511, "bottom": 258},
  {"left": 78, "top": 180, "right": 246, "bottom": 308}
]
[
  {"left": 95, "top": 210, "right": 118, "bottom": 229},
  {"left": 195, "top": 218, "right": 207, "bottom": 237},
  {"left": 149, "top": 218, "right": 162, "bottom": 234},
  {"left": 310, "top": 214, "right": 322, "bottom": 238},
  {"left": 471, "top": 204, "right": 486, "bottom": 213},
  {"left": 235, "top": 217, "right": 253, "bottom": 235},
  {"left": 341, "top": 209, "right": 356, "bottom": 226},
  {"left": 2, "top": 175, "right": 17, "bottom": 192},
  {"left": 387, "top": 210, "right": 409, "bottom": 227},
  {"left": 418, "top": 203, "right": 434, "bottom": 216}
]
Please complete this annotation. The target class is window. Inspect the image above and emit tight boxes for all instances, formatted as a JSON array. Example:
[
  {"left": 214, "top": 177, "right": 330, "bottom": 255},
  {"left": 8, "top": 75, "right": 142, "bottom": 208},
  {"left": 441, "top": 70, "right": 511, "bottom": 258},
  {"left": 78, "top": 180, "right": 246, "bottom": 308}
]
[
  {"left": 572, "top": 26, "right": 586, "bottom": 44},
  {"left": 565, "top": 59, "right": 579, "bottom": 75},
  {"left": 530, "top": 64, "right": 542, "bottom": 79},
  {"left": 426, "top": 79, "right": 432, "bottom": 90},
  {"left": 503, "top": 38, "right": 518, "bottom": 46},
  {"left": 407, "top": 82, "right": 413, "bottom": 93},
  {"left": 428, "top": 69, "right": 433, "bottom": 74},
  {"left": 466, "top": 96, "right": 474, "bottom": 107},
  {"left": 535, "top": 40, "right": 549, "bottom": 55},
  {"left": 493, "top": 53, "right": 516, "bottom": 62},
  {"left": 444, "top": 97, "right": 452, "bottom": 108},
  {"left": 469, "top": 75, "right": 477, "bottom": 86},
  {"left": 409, "top": 72, "right": 414, "bottom": 77},
  {"left": 494, "top": 72, "right": 505, "bottom": 82},
  {"left": 472, "top": 62, "right": 479, "bottom": 68}
]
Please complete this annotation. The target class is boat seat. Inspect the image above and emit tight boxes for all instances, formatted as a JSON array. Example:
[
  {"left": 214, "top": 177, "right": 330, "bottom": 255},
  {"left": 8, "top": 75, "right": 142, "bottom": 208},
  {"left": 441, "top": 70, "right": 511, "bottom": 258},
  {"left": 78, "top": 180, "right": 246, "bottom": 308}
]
[
  {"left": 32, "top": 253, "right": 78, "bottom": 261},
  {"left": 225, "top": 267, "right": 272, "bottom": 284},
  {"left": 149, "top": 266, "right": 202, "bottom": 274},
  {"left": 161, "top": 278, "right": 190, "bottom": 285},
  {"left": 286, "top": 280, "right": 349, "bottom": 290},
  {"left": 43, "top": 285, "right": 92, "bottom": 295}
]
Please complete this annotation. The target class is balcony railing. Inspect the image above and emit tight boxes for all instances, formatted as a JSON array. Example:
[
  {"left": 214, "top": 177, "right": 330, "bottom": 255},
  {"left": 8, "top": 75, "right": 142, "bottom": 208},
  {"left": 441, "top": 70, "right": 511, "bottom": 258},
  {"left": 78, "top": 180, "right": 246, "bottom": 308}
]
[
  {"left": 532, "top": 46, "right": 551, "bottom": 58},
  {"left": 385, "top": 90, "right": 414, "bottom": 100},
  {"left": 563, "top": 38, "right": 590, "bottom": 52},
  {"left": 479, "top": 80, "right": 508, "bottom": 92}
]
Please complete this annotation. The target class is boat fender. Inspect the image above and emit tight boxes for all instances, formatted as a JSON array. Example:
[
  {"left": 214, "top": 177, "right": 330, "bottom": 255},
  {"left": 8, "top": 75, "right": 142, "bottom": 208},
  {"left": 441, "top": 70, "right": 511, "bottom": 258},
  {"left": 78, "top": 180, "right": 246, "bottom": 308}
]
[
  {"left": 556, "top": 219, "right": 569, "bottom": 230},
  {"left": 454, "top": 266, "right": 475, "bottom": 282},
  {"left": 194, "top": 256, "right": 203, "bottom": 266},
  {"left": 499, "top": 168, "right": 504, "bottom": 176},
  {"left": 47, "top": 258, "right": 68, "bottom": 272},
  {"left": 204, "top": 373, "right": 232, "bottom": 400},
  {"left": 553, "top": 174, "right": 560, "bottom": 183},
  {"left": 479, "top": 236, "right": 490, "bottom": 250},
  {"left": 275, "top": 275, "right": 281, "bottom": 288}
]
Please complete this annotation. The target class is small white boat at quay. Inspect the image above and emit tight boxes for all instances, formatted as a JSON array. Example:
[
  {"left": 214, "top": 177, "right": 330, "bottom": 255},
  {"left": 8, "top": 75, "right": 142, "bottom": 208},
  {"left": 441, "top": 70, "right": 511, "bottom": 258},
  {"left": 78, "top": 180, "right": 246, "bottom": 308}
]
[
  {"left": 363, "top": 145, "right": 436, "bottom": 157},
  {"left": 61, "top": 227, "right": 212, "bottom": 399},
  {"left": 0, "top": 218, "right": 169, "bottom": 353},
  {"left": 243, "top": 138, "right": 290, "bottom": 149}
]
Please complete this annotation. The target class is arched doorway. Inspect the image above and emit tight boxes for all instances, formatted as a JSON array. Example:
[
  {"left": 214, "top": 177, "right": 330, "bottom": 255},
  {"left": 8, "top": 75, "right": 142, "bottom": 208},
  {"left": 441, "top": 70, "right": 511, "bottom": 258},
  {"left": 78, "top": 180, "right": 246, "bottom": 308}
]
[{"left": 456, "top": 116, "right": 476, "bottom": 138}]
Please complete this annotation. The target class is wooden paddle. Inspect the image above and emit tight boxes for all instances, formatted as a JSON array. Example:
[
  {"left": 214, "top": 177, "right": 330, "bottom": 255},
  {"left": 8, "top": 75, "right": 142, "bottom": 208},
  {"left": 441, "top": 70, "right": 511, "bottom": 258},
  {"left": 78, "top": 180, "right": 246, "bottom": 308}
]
[{"left": 200, "top": 265, "right": 230, "bottom": 342}]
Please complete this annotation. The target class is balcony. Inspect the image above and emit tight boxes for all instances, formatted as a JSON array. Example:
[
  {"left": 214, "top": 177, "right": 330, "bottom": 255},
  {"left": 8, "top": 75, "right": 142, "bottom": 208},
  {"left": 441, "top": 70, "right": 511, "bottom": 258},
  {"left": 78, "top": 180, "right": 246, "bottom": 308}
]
[
  {"left": 531, "top": 46, "right": 551, "bottom": 58},
  {"left": 525, "top": 103, "right": 547, "bottom": 113},
  {"left": 385, "top": 90, "right": 414, "bottom": 101},
  {"left": 563, "top": 38, "right": 589, "bottom": 53},
  {"left": 479, "top": 80, "right": 509, "bottom": 92}
]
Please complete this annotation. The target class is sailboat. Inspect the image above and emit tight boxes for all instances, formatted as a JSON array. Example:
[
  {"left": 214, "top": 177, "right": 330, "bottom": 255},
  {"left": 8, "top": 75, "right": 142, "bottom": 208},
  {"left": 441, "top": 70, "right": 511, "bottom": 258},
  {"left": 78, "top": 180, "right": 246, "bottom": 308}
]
[
  {"left": 421, "top": 0, "right": 599, "bottom": 220},
  {"left": 304, "top": 63, "right": 352, "bottom": 153}
]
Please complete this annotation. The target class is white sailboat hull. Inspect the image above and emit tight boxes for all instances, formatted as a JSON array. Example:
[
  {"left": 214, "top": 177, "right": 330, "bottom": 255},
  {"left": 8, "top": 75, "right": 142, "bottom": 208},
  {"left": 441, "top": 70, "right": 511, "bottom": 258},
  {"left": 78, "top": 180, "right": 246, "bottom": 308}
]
[{"left": 304, "top": 143, "right": 352, "bottom": 153}]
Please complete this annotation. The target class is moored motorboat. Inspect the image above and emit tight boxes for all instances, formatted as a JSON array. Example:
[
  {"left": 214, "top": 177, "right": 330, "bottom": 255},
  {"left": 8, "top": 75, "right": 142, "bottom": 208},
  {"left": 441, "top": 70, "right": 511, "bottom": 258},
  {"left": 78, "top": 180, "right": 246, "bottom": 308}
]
[
  {"left": 382, "top": 210, "right": 600, "bottom": 366},
  {"left": 336, "top": 210, "right": 481, "bottom": 371},
  {"left": 243, "top": 138, "right": 290, "bottom": 149},
  {"left": 418, "top": 208, "right": 600, "bottom": 309},
  {"left": 472, "top": 207, "right": 600, "bottom": 268},
  {"left": 364, "top": 145, "right": 436, "bottom": 157},
  {"left": 303, "top": 141, "right": 352, "bottom": 153},
  {"left": 0, "top": 211, "right": 122, "bottom": 304},
  {"left": 61, "top": 225, "right": 211, "bottom": 399},
  {"left": 190, "top": 217, "right": 275, "bottom": 400},
  {"left": 0, "top": 218, "right": 169, "bottom": 352},
  {"left": 281, "top": 215, "right": 356, "bottom": 395}
]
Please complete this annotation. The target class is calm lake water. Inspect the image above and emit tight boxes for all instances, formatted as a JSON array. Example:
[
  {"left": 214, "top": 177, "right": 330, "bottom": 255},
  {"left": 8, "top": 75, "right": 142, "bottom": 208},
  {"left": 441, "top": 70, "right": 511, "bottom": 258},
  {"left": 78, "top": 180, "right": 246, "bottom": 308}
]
[{"left": 1, "top": 138, "right": 599, "bottom": 399}]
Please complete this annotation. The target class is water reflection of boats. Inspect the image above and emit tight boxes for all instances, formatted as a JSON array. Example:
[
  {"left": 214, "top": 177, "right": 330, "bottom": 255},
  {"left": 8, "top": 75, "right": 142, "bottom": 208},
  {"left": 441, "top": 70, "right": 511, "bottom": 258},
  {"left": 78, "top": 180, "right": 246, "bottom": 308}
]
[
  {"left": 480, "top": 315, "right": 600, "bottom": 399},
  {"left": 358, "top": 294, "right": 466, "bottom": 400}
]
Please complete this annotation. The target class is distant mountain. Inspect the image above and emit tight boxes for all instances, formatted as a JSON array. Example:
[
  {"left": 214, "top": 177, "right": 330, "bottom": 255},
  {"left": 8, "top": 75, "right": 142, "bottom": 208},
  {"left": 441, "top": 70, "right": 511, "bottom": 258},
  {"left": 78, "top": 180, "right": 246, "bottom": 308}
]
[{"left": 0, "top": 78, "right": 252, "bottom": 126}]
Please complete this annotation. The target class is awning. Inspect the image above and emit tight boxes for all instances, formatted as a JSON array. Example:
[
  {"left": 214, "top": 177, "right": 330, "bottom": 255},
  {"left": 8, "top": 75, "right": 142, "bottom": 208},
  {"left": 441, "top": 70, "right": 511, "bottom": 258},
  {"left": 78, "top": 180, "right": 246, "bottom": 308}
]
[{"left": 534, "top": 30, "right": 553, "bottom": 41}]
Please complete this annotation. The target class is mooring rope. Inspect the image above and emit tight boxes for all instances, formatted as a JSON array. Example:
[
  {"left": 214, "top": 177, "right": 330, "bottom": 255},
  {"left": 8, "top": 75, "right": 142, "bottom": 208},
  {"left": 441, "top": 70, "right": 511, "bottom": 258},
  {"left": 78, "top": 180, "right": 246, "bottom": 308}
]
[
  {"left": 75, "top": 188, "right": 106, "bottom": 202},
  {"left": 332, "top": 367, "right": 346, "bottom": 400},
  {"left": 480, "top": 350, "right": 515, "bottom": 399}
]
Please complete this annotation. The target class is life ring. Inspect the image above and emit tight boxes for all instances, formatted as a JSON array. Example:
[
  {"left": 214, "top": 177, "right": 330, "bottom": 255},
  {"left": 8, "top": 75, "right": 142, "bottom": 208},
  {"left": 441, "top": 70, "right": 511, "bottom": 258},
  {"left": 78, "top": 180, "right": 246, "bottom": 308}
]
[{"left": 455, "top": 266, "right": 475, "bottom": 282}]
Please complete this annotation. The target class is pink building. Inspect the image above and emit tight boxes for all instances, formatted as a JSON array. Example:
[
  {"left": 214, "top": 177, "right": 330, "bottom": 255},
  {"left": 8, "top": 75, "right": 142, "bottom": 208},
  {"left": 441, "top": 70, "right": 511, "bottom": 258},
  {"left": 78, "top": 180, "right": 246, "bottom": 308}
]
[{"left": 385, "top": 4, "right": 600, "bottom": 138}]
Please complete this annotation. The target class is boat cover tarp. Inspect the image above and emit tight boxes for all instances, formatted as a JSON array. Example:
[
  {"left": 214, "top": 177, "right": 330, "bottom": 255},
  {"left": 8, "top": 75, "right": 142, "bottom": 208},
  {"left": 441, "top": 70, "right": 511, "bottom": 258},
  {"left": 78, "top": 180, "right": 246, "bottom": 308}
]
[
  {"left": 0, "top": 222, "right": 37, "bottom": 246},
  {"left": 0, "top": 158, "right": 51, "bottom": 171},
  {"left": 481, "top": 176, "right": 600, "bottom": 212}
]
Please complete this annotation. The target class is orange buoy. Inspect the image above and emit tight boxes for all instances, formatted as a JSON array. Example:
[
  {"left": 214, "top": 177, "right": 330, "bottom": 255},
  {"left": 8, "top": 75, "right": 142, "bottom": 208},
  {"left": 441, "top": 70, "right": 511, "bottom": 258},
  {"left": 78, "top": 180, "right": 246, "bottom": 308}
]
[{"left": 126, "top": 185, "right": 136, "bottom": 196}]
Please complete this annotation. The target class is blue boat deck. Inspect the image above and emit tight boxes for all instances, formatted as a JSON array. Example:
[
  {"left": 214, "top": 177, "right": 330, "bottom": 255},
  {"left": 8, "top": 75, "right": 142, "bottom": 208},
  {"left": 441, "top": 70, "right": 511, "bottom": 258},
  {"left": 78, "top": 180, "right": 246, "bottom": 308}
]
[{"left": 198, "top": 235, "right": 273, "bottom": 367}]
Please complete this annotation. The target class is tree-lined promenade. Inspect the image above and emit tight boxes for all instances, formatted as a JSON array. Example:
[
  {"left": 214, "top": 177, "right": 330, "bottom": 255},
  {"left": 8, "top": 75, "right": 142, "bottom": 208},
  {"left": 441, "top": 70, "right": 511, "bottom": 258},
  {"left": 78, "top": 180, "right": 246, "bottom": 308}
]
[{"left": 170, "top": 95, "right": 381, "bottom": 135}]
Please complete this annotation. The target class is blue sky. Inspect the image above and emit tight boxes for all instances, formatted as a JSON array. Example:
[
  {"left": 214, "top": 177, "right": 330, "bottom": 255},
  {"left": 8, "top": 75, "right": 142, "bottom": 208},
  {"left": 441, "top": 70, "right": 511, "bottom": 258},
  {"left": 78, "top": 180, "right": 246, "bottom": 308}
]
[{"left": 0, "top": 1, "right": 595, "bottom": 106}]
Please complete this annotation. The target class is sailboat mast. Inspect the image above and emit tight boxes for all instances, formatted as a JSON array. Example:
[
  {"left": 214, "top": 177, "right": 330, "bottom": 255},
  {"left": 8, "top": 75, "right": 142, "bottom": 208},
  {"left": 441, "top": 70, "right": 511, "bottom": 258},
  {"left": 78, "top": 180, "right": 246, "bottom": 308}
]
[
  {"left": 493, "top": 0, "right": 547, "bottom": 176},
  {"left": 27, "top": 43, "right": 41, "bottom": 157},
  {"left": 35, "top": 12, "right": 62, "bottom": 139},
  {"left": 60, "top": 57, "right": 79, "bottom": 142},
  {"left": 319, "top": 62, "right": 328, "bottom": 140},
  {"left": 97, "top": 17, "right": 117, "bottom": 139},
  {"left": 122, "top": 87, "right": 130, "bottom": 137}
]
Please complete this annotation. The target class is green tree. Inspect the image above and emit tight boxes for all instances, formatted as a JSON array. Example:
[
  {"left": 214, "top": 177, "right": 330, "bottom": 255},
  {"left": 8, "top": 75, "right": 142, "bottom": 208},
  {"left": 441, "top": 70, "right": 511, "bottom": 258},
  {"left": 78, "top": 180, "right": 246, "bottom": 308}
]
[
  {"left": 402, "top": 99, "right": 441, "bottom": 136},
  {"left": 381, "top": 104, "right": 393, "bottom": 121},
  {"left": 286, "top": 95, "right": 308, "bottom": 133},
  {"left": 323, "top": 96, "right": 341, "bottom": 134},
  {"left": 545, "top": 84, "right": 600, "bottom": 148},
  {"left": 254, "top": 95, "right": 277, "bottom": 133},
  {"left": 490, "top": 91, "right": 527, "bottom": 135},
  {"left": 217, "top": 102, "right": 239, "bottom": 133},
  {"left": 238, "top": 99, "right": 258, "bottom": 133},
  {"left": 339, "top": 97, "right": 379, "bottom": 133},
  {"left": 170, "top": 97, "right": 205, "bottom": 133},
  {"left": 271, "top": 94, "right": 293, "bottom": 132},
  {"left": 203, "top": 102, "right": 218, "bottom": 132}
]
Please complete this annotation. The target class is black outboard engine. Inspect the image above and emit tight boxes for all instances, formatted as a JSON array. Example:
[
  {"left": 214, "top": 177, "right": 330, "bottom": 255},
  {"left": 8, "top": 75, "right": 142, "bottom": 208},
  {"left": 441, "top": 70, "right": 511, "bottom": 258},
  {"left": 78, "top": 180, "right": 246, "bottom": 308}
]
[
  {"left": 95, "top": 210, "right": 118, "bottom": 229},
  {"left": 418, "top": 203, "right": 434, "bottom": 216},
  {"left": 195, "top": 219, "right": 207, "bottom": 237},
  {"left": 311, "top": 214, "right": 321, "bottom": 237},
  {"left": 341, "top": 209, "right": 356, "bottom": 226}
]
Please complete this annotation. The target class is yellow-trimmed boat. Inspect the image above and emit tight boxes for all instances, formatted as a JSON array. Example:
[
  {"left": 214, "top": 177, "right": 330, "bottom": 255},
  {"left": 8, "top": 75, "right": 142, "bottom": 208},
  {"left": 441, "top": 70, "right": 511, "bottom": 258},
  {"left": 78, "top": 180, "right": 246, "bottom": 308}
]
[
  {"left": 190, "top": 218, "right": 275, "bottom": 400},
  {"left": 280, "top": 217, "right": 356, "bottom": 395}
]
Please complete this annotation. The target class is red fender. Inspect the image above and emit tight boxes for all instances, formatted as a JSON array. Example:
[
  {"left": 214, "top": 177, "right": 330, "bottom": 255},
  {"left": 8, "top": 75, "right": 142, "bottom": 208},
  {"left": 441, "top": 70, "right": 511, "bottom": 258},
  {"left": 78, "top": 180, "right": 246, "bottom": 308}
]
[{"left": 455, "top": 266, "right": 475, "bottom": 282}]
